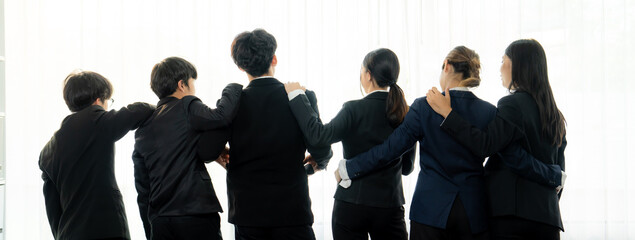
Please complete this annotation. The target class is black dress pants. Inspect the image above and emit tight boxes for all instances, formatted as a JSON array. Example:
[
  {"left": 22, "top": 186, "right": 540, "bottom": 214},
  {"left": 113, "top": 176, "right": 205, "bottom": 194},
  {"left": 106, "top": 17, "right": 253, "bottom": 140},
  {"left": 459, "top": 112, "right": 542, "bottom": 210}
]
[
  {"left": 234, "top": 224, "right": 316, "bottom": 240},
  {"left": 490, "top": 215, "right": 560, "bottom": 240},
  {"left": 151, "top": 212, "right": 222, "bottom": 240},
  {"left": 331, "top": 200, "right": 408, "bottom": 240},
  {"left": 409, "top": 197, "right": 488, "bottom": 240}
]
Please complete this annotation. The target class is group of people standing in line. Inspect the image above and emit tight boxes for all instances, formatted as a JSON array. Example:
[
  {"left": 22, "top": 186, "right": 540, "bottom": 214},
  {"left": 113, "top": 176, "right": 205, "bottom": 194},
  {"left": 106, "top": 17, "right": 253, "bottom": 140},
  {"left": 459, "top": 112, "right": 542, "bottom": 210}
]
[{"left": 39, "top": 28, "right": 566, "bottom": 240}]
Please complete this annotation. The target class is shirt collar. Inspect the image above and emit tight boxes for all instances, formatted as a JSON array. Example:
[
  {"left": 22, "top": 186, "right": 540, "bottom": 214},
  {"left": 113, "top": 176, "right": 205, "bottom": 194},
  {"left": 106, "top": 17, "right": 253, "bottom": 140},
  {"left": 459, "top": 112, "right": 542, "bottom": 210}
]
[
  {"left": 252, "top": 76, "right": 275, "bottom": 81},
  {"left": 364, "top": 89, "right": 389, "bottom": 98},
  {"left": 449, "top": 87, "right": 470, "bottom": 92}
]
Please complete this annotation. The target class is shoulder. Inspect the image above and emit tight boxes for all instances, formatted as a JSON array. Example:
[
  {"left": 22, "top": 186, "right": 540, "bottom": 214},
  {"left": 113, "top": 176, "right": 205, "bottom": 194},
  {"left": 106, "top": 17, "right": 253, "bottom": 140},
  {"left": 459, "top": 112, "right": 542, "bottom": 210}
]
[
  {"left": 411, "top": 97, "right": 430, "bottom": 111},
  {"left": 497, "top": 92, "right": 533, "bottom": 109},
  {"left": 180, "top": 96, "right": 203, "bottom": 110},
  {"left": 181, "top": 95, "right": 201, "bottom": 104}
]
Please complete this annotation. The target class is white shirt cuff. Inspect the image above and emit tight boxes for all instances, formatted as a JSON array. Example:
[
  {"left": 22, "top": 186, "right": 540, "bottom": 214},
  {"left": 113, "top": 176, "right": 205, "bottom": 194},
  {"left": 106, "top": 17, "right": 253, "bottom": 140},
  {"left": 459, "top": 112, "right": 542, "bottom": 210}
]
[
  {"left": 288, "top": 89, "right": 306, "bottom": 101},
  {"left": 338, "top": 159, "right": 351, "bottom": 188},
  {"left": 556, "top": 171, "right": 566, "bottom": 193}
]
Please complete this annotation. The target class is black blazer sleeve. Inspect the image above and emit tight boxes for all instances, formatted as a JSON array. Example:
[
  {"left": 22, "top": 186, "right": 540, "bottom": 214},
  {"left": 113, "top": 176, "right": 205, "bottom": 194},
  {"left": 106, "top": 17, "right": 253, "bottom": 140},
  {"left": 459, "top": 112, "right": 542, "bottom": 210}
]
[
  {"left": 103, "top": 102, "right": 155, "bottom": 141},
  {"left": 132, "top": 150, "right": 151, "bottom": 239},
  {"left": 498, "top": 144, "right": 562, "bottom": 188},
  {"left": 197, "top": 128, "right": 231, "bottom": 163},
  {"left": 289, "top": 92, "right": 352, "bottom": 148},
  {"left": 41, "top": 172, "right": 62, "bottom": 239},
  {"left": 301, "top": 90, "right": 334, "bottom": 170},
  {"left": 440, "top": 94, "right": 525, "bottom": 158},
  {"left": 557, "top": 136, "right": 567, "bottom": 198},
  {"left": 188, "top": 83, "right": 243, "bottom": 131}
]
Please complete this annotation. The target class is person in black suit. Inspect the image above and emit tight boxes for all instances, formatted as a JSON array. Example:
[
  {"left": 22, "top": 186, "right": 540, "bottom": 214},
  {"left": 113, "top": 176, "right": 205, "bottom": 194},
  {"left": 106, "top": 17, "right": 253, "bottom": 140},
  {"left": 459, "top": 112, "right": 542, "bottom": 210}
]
[
  {"left": 426, "top": 39, "right": 567, "bottom": 240},
  {"left": 340, "top": 46, "right": 563, "bottom": 240},
  {"left": 283, "top": 48, "right": 415, "bottom": 240},
  {"left": 39, "top": 71, "right": 154, "bottom": 240},
  {"left": 132, "top": 57, "right": 242, "bottom": 240},
  {"left": 208, "top": 29, "right": 332, "bottom": 240}
]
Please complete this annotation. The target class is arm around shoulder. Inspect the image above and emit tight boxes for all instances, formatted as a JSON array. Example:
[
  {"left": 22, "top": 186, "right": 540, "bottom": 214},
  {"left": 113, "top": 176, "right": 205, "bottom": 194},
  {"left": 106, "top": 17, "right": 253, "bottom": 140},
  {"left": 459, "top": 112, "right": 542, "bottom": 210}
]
[
  {"left": 440, "top": 95, "right": 525, "bottom": 157},
  {"left": 189, "top": 83, "right": 243, "bottom": 131},
  {"left": 105, "top": 102, "right": 155, "bottom": 141}
]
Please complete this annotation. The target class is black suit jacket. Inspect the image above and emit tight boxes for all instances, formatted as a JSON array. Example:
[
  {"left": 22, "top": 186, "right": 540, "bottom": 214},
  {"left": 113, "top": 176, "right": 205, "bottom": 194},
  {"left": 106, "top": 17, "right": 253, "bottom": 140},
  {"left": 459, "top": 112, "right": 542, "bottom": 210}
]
[
  {"left": 39, "top": 103, "right": 154, "bottom": 240},
  {"left": 289, "top": 91, "right": 415, "bottom": 208},
  {"left": 133, "top": 83, "right": 242, "bottom": 238},
  {"left": 212, "top": 77, "right": 332, "bottom": 227},
  {"left": 441, "top": 91, "right": 566, "bottom": 230}
]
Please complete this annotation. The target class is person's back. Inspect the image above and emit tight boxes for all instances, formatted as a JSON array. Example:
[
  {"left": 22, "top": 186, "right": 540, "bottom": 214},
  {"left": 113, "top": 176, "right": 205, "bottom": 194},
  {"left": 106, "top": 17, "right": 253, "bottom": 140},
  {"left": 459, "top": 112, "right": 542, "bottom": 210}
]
[
  {"left": 228, "top": 77, "right": 315, "bottom": 225},
  {"left": 413, "top": 90, "right": 496, "bottom": 231},
  {"left": 224, "top": 29, "right": 332, "bottom": 240},
  {"left": 132, "top": 57, "right": 241, "bottom": 240},
  {"left": 484, "top": 91, "right": 565, "bottom": 229},
  {"left": 134, "top": 96, "right": 226, "bottom": 217},
  {"left": 335, "top": 93, "right": 413, "bottom": 208},
  {"left": 39, "top": 71, "right": 153, "bottom": 240}
]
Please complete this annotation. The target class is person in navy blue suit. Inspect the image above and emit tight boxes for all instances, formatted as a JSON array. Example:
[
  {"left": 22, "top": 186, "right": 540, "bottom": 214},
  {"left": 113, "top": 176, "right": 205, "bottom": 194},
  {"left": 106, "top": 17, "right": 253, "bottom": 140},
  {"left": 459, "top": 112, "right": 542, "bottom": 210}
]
[{"left": 337, "top": 46, "right": 563, "bottom": 240}]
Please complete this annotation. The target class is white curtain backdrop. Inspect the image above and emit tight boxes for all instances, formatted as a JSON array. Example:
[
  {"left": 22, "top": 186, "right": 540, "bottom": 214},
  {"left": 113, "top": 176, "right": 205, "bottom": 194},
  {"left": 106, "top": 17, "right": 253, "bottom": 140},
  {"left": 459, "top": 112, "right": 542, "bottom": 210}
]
[{"left": 4, "top": 0, "right": 634, "bottom": 239}]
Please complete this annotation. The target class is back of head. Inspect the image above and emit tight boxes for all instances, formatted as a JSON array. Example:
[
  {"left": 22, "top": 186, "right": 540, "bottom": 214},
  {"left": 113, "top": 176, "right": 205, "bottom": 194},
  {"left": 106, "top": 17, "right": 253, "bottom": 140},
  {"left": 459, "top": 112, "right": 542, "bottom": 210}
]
[
  {"left": 505, "top": 39, "right": 566, "bottom": 146},
  {"left": 362, "top": 48, "right": 409, "bottom": 127},
  {"left": 445, "top": 46, "right": 481, "bottom": 88},
  {"left": 150, "top": 57, "right": 198, "bottom": 99},
  {"left": 231, "top": 29, "right": 277, "bottom": 77},
  {"left": 63, "top": 71, "right": 113, "bottom": 112}
]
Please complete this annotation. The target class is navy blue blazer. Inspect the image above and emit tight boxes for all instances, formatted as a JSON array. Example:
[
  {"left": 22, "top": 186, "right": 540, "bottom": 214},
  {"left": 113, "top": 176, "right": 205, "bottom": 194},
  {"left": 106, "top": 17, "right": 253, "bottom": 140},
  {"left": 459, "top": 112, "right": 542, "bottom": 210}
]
[{"left": 345, "top": 90, "right": 562, "bottom": 233}]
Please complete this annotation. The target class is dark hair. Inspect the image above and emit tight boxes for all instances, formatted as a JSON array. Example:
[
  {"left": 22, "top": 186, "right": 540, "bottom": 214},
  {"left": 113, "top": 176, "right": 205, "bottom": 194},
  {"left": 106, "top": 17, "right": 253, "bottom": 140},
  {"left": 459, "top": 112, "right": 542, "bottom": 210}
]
[
  {"left": 150, "top": 57, "right": 197, "bottom": 99},
  {"left": 505, "top": 39, "right": 566, "bottom": 146},
  {"left": 231, "top": 29, "right": 277, "bottom": 77},
  {"left": 362, "top": 48, "right": 409, "bottom": 127},
  {"left": 63, "top": 71, "right": 113, "bottom": 112},
  {"left": 443, "top": 46, "right": 481, "bottom": 87}
]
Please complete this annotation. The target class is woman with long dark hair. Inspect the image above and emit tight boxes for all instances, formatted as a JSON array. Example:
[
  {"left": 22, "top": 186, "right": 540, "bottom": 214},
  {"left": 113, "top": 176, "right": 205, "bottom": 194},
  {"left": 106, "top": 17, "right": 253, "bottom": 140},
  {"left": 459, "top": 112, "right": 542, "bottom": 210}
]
[
  {"left": 426, "top": 39, "right": 567, "bottom": 239},
  {"left": 284, "top": 48, "right": 415, "bottom": 240}
]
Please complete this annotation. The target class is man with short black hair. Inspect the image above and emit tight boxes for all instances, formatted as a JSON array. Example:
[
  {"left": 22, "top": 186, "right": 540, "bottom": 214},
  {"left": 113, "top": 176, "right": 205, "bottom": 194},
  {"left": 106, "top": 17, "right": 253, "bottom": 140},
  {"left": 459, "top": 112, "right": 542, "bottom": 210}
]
[
  {"left": 133, "top": 57, "right": 242, "bottom": 240},
  {"left": 39, "top": 71, "right": 154, "bottom": 240},
  {"left": 203, "top": 28, "right": 332, "bottom": 240}
]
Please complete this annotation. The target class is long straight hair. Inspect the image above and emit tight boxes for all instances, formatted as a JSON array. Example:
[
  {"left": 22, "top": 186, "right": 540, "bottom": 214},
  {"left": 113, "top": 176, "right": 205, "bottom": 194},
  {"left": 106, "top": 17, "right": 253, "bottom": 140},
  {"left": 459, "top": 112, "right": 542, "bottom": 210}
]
[
  {"left": 362, "top": 48, "right": 409, "bottom": 127},
  {"left": 505, "top": 39, "right": 566, "bottom": 146}
]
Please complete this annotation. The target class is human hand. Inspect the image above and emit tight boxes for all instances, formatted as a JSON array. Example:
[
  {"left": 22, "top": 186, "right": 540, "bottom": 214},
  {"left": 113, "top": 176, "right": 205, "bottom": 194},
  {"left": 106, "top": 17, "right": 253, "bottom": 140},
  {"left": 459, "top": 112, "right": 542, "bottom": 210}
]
[
  {"left": 426, "top": 87, "right": 452, "bottom": 118},
  {"left": 303, "top": 155, "right": 320, "bottom": 173},
  {"left": 334, "top": 168, "right": 342, "bottom": 183},
  {"left": 215, "top": 147, "right": 230, "bottom": 169},
  {"left": 284, "top": 82, "right": 306, "bottom": 94}
]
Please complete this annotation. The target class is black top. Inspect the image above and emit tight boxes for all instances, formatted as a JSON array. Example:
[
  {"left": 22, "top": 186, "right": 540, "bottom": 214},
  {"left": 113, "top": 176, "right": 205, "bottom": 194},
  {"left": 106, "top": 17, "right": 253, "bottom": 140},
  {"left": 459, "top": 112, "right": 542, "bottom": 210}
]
[
  {"left": 39, "top": 103, "right": 154, "bottom": 240},
  {"left": 289, "top": 91, "right": 415, "bottom": 208},
  {"left": 214, "top": 77, "right": 332, "bottom": 227},
  {"left": 132, "top": 83, "right": 242, "bottom": 238},
  {"left": 441, "top": 91, "right": 566, "bottom": 230}
]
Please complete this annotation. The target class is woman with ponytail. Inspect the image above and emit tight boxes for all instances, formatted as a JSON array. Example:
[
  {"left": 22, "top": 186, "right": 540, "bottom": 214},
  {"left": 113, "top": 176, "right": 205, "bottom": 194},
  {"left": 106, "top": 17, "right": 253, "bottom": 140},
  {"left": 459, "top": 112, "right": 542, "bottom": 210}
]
[
  {"left": 284, "top": 48, "right": 415, "bottom": 239},
  {"left": 427, "top": 39, "right": 567, "bottom": 239},
  {"left": 339, "top": 46, "right": 561, "bottom": 240}
]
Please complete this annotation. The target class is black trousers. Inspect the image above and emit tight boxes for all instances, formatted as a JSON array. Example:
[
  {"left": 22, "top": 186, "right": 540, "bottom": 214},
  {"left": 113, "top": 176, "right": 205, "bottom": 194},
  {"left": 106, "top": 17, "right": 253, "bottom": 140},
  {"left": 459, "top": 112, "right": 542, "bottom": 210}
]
[
  {"left": 490, "top": 216, "right": 560, "bottom": 240},
  {"left": 151, "top": 212, "right": 222, "bottom": 240},
  {"left": 331, "top": 200, "right": 407, "bottom": 240},
  {"left": 234, "top": 224, "right": 316, "bottom": 240},
  {"left": 410, "top": 197, "right": 488, "bottom": 240}
]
